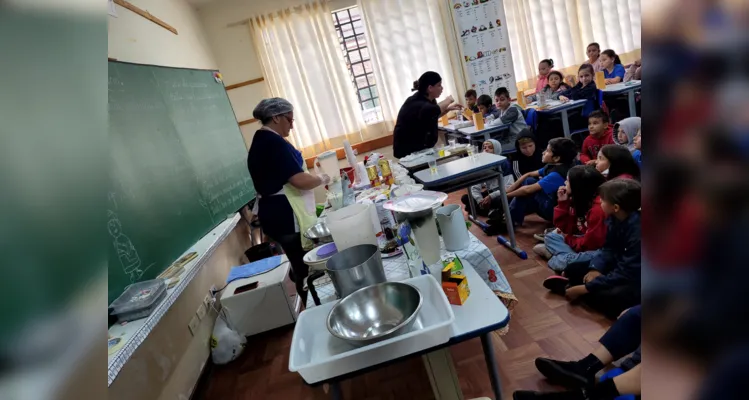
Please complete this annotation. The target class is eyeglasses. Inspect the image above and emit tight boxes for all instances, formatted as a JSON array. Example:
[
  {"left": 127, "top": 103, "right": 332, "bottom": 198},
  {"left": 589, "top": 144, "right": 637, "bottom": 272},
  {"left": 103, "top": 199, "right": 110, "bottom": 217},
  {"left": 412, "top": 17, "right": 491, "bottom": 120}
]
[{"left": 283, "top": 114, "right": 294, "bottom": 124}]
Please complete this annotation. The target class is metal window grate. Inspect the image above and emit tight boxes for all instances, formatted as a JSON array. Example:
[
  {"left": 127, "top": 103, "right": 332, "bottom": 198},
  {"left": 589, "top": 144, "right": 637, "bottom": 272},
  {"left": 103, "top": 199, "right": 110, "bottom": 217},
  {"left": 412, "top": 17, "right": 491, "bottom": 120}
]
[{"left": 332, "top": 7, "right": 383, "bottom": 124}]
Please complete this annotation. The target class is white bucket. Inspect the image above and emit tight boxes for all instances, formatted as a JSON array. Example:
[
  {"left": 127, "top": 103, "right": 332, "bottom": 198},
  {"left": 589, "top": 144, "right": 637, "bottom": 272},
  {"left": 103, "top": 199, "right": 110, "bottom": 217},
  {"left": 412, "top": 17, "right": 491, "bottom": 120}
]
[{"left": 327, "top": 204, "right": 377, "bottom": 252}]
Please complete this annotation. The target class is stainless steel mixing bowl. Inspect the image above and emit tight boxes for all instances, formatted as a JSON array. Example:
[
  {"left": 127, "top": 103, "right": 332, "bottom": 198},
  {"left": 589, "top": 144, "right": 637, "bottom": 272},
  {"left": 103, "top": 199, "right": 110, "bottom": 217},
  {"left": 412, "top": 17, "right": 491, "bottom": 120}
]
[
  {"left": 326, "top": 281, "right": 422, "bottom": 346},
  {"left": 304, "top": 219, "right": 333, "bottom": 244}
]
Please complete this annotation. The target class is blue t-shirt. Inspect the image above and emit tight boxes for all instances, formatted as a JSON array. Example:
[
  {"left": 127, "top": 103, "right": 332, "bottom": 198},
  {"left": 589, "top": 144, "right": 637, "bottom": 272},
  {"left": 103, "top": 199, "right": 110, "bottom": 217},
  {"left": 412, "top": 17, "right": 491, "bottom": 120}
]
[
  {"left": 632, "top": 149, "right": 642, "bottom": 168},
  {"left": 247, "top": 129, "right": 304, "bottom": 237},
  {"left": 604, "top": 64, "right": 626, "bottom": 81},
  {"left": 537, "top": 166, "right": 565, "bottom": 196}
]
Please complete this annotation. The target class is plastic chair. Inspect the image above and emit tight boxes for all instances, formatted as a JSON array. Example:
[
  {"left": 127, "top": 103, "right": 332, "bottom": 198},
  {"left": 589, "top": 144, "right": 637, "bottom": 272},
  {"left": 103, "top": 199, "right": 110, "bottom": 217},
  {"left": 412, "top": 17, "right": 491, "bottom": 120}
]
[{"left": 523, "top": 108, "right": 538, "bottom": 132}]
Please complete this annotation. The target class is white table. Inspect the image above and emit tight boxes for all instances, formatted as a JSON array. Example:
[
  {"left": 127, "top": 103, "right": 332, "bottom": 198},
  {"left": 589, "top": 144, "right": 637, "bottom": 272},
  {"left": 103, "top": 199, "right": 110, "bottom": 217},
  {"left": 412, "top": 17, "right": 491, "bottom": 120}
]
[
  {"left": 458, "top": 122, "right": 511, "bottom": 143},
  {"left": 398, "top": 146, "right": 469, "bottom": 173},
  {"left": 413, "top": 153, "right": 526, "bottom": 259},
  {"left": 307, "top": 260, "right": 510, "bottom": 400},
  {"left": 529, "top": 99, "right": 588, "bottom": 138},
  {"left": 603, "top": 80, "right": 641, "bottom": 117}
]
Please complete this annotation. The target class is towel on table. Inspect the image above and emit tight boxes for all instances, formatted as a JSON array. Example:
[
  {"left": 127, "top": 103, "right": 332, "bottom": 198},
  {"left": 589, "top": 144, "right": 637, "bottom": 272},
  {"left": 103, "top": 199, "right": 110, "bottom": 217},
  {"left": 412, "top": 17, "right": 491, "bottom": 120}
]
[{"left": 226, "top": 255, "right": 284, "bottom": 284}]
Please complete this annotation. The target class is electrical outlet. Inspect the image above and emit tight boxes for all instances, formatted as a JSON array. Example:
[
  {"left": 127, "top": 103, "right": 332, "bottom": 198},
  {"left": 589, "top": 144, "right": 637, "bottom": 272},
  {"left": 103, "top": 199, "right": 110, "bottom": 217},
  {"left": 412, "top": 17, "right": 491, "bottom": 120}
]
[
  {"left": 203, "top": 294, "right": 211, "bottom": 307},
  {"left": 187, "top": 315, "right": 200, "bottom": 336},
  {"left": 196, "top": 302, "right": 207, "bottom": 320}
]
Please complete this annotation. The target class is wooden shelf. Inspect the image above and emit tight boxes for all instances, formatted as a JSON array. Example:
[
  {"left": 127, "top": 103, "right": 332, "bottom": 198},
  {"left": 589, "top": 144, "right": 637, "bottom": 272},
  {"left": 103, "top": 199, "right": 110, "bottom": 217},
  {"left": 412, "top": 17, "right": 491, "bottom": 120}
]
[
  {"left": 225, "top": 77, "right": 265, "bottom": 91},
  {"left": 114, "top": 0, "right": 178, "bottom": 35},
  {"left": 238, "top": 118, "right": 258, "bottom": 126}
]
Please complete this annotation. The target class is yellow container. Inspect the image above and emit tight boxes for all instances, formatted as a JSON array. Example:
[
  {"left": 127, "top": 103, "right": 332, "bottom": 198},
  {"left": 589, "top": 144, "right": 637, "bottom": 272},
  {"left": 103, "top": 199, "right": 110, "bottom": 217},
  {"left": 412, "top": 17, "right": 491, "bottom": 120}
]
[
  {"left": 595, "top": 71, "right": 606, "bottom": 88},
  {"left": 462, "top": 108, "right": 473, "bottom": 120},
  {"left": 440, "top": 114, "right": 449, "bottom": 126},
  {"left": 516, "top": 90, "right": 527, "bottom": 108},
  {"left": 473, "top": 112, "right": 484, "bottom": 130}
]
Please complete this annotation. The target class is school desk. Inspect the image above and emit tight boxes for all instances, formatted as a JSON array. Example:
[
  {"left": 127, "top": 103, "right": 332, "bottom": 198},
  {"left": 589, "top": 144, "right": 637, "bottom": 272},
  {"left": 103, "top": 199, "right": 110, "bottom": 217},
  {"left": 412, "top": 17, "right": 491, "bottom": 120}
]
[
  {"left": 528, "top": 99, "right": 588, "bottom": 139},
  {"left": 603, "top": 80, "right": 641, "bottom": 117},
  {"left": 413, "top": 152, "right": 526, "bottom": 259}
]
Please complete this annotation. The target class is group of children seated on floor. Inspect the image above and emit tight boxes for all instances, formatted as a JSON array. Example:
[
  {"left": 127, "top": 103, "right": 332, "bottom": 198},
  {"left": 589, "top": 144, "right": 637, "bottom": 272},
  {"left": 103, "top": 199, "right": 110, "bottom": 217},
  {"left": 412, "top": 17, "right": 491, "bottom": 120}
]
[
  {"left": 459, "top": 113, "right": 642, "bottom": 400},
  {"left": 458, "top": 41, "right": 642, "bottom": 400}
]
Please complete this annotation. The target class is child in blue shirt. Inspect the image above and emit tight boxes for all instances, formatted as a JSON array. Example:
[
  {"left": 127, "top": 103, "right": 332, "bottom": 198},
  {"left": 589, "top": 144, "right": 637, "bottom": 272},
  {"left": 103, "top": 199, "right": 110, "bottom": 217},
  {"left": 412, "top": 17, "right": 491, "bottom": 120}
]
[
  {"left": 485, "top": 138, "right": 577, "bottom": 228},
  {"left": 601, "top": 49, "right": 625, "bottom": 85},
  {"left": 632, "top": 129, "right": 641, "bottom": 167}
]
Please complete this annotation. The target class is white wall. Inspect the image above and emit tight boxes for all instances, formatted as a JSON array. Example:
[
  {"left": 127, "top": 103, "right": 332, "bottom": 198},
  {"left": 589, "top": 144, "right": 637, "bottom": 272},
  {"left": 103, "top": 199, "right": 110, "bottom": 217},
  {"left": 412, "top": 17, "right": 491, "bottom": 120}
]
[
  {"left": 108, "top": 0, "right": 217, "bottom": 70},
  {"left": 198, "top": 0, "right": 357, "bottom": 148}
]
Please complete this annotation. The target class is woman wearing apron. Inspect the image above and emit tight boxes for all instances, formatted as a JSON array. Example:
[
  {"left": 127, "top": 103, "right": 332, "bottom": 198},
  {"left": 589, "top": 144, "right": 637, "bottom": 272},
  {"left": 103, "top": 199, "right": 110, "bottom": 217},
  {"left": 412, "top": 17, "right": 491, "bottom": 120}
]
[{"left": 247, "top": 98, "right": 330, "bottom": 304}]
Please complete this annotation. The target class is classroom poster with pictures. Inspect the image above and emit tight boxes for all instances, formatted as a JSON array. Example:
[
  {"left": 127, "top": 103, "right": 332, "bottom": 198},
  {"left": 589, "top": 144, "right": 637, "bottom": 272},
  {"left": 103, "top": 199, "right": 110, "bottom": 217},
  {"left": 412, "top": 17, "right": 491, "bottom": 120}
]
[{"left": 450, "top": 0, "right": 517, "bottom": 100}]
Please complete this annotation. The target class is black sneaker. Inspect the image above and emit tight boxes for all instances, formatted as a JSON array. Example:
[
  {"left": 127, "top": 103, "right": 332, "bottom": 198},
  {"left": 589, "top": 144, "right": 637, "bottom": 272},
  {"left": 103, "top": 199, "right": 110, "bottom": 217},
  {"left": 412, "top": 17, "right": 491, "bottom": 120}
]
[
  {"left": 513, "top": 389, "right": 586, "bottom": 400},
  {"left": 535, "top": 357, "right": 593, "bottom": 389},
  {"left": 542, "top": 276, "right": 569, "bottom": 295}
]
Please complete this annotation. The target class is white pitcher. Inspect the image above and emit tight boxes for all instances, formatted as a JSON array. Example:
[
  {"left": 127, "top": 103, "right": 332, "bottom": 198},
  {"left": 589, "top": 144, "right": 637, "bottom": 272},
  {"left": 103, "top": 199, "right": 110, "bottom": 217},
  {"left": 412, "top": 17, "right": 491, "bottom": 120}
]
[{"left": 436, "top": 204, "right": 470, "bottom": 251}]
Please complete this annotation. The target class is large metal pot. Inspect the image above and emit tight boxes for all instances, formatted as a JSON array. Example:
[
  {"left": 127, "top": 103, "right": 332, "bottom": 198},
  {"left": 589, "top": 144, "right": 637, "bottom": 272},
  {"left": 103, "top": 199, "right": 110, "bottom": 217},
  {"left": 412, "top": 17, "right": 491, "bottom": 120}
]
[{"left": 325, "top": 244, "right": 386, "bottom": 298}]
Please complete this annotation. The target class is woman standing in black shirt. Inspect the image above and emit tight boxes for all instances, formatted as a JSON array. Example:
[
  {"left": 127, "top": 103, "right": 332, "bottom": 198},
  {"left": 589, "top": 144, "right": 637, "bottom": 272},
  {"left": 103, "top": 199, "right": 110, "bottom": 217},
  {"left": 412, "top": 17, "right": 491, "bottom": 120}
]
[{"left": 393, "top": 71, "right": 462, "bottom": 158}]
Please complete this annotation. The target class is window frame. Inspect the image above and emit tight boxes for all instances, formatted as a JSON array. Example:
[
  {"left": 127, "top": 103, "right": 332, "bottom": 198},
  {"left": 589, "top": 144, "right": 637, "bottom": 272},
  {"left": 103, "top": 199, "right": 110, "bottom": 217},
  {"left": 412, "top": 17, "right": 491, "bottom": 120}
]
[{"left": 332, "top": 7, "right": 383, "bottom": 124}]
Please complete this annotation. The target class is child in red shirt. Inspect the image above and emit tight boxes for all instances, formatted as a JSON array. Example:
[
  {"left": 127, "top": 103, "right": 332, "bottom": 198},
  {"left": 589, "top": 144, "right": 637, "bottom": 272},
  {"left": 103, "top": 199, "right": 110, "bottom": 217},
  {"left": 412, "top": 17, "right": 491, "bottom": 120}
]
[
  {"left": 534, "top": 165, "right": 608, "bottom": 272},
  {"left": 580, "top": 110, "right": 614, "bottom": 164}
]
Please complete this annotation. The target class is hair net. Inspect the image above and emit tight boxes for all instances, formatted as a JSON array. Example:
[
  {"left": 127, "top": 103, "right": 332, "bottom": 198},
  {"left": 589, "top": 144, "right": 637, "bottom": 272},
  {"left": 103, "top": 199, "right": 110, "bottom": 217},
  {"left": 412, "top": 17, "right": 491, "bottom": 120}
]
[{"left": 252, "top": 97, "right": 294, "bottom": 121}]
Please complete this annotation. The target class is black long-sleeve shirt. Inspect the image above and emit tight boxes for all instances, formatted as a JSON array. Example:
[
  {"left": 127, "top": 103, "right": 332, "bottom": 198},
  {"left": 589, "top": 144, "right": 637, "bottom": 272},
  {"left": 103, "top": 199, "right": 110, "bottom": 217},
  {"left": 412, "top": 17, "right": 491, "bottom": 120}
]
[
  {"left": 559, "top": 81, "right": 598, "bottom": 103},
  {"left": 393, "top": 93, "right": 441, "bottom": 158}
]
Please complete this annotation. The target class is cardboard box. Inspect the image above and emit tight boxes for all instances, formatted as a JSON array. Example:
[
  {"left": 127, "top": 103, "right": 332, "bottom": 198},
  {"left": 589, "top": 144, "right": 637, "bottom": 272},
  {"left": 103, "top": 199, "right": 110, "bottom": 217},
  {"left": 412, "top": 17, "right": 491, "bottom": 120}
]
[
  {"left": 441, "top": 253, "right": 464, "bottom": 276},
  {"left": 442, "top": 274, "right": 470, "bottom": 305}
]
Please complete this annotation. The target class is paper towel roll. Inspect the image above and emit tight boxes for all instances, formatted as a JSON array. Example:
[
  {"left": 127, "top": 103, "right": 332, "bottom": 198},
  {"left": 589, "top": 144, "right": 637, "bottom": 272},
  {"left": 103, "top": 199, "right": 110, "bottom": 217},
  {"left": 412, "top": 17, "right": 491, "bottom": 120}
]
[
  {"left": 343, "top": 140, "right": 359, "bottom": 183},
  {"left": 356, "top": 161, "right": 368, "bottom": 184}
]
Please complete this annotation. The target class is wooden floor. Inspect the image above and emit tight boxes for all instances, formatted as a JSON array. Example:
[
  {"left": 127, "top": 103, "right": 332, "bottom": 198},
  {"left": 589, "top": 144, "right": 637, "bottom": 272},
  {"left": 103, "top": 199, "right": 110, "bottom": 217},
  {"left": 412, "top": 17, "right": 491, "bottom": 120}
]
[{"left": 194, "top": 192, "right": 613, "bottom": 400}]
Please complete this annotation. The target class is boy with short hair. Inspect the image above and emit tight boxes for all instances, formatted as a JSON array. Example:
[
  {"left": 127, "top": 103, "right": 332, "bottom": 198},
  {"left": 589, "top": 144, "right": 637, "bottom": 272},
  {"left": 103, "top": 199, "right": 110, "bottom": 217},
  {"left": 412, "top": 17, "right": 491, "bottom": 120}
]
[
  {"left": 485, "top": 138, "right": 577, "bottom": 228},
  {"left": 488, "top": 87, "right": 528, "bottom": 153},
  {"left": 580, "top": 110, "right": 614, "bottom": 164},
  {"left": 464, "top": 89, "right": 479, "bottom": 113},
  {"left": 476, "top": 94, "right": 496, "bottom": 118},
  {"left": 543, "top": 178, "right": 641, "bottom": 319}
]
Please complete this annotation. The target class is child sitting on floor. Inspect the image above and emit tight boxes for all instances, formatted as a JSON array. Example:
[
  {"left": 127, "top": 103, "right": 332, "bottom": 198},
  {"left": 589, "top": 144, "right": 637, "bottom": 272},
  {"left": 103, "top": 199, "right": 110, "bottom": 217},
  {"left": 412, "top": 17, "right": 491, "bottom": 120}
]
[
  {"left": 515, "top": 305, "right": 642, "bottom": 400},
  {"left": 543, "top": 178, "right": 642, "bottom": 319},
  {"left": 508, "top": 129, "right": 544, "bottom": 182},
  {"left": 632, "top": 130, "right": 641, "bottom": 168},
  {"left": 476, "top": 94, "right": 497, "bottom": 118},
  {"left": 580, "top": 110, "right": 614, "bottom": 165},
  {"left": 534, "top": 165, "right": 608, "bottom": 272},
  {"left": 596, "top": 144, "right": 641, "bottom": 181},
  {"left": 461, "top": 139, "right": 512, "bottom": 216},
  {"left": 614, "top": 117, "right": 641, "bottom": 152},
  {"left": 485, "top": 138, "right": 577, "bottom": 229}
]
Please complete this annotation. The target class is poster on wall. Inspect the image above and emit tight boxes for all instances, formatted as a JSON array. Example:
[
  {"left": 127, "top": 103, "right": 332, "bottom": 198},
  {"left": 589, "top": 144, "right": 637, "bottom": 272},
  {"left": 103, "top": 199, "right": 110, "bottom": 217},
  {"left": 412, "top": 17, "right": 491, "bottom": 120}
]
[{"left": 449, "top": 0, "right": 516, "bottom": 99}]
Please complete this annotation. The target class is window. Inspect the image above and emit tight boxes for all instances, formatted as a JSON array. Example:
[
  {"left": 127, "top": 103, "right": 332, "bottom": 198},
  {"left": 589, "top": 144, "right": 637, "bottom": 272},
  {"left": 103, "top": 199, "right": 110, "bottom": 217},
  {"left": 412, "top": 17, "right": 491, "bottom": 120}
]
[{"left": 332, "top": 7, "right": 383, "bottom": 124}]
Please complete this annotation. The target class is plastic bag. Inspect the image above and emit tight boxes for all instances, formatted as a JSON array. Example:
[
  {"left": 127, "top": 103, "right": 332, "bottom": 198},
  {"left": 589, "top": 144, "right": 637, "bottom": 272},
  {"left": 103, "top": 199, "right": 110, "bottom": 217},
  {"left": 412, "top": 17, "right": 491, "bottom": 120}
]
[{"left": 210, "top": 315, "right": 246, "bottom": 365}]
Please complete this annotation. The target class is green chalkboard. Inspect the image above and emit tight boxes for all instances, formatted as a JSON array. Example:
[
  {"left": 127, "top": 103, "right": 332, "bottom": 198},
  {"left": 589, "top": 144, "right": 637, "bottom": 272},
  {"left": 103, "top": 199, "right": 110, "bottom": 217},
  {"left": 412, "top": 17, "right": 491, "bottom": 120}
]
[{"left": 108, "top": 61, "right": 255, "bottom": 304}]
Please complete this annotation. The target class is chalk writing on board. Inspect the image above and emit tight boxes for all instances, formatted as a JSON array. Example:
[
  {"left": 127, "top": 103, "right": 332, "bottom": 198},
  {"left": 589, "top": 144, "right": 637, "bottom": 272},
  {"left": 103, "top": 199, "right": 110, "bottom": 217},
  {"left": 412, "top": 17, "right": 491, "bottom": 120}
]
[{"left": 108, "top": 194, "right": 153, "bottom": 282}]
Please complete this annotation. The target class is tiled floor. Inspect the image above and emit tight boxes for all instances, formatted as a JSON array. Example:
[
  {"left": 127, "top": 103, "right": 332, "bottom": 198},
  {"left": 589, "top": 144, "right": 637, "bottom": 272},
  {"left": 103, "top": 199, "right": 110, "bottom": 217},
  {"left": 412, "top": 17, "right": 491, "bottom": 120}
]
[{"left": 194, "top": 191, "right": 613, "bottom": 400}]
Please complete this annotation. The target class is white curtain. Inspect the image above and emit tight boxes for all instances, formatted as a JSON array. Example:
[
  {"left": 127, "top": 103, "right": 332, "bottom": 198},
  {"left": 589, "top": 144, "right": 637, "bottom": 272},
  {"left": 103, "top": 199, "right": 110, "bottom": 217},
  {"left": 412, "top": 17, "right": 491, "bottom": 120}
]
[
  {"left": 503, "top": 0, "right": 641, "bottom": 83},
  {"left": 248, "top": 1, "right": 366, "bottom": 155},
  {"left": 357, "top": 0, "right": 465, "bottom": 129}
]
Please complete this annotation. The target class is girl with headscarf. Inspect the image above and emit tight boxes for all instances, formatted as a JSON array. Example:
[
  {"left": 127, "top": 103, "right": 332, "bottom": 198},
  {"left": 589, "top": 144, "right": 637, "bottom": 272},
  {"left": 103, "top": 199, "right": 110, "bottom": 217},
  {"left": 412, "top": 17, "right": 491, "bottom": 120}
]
[
  {"left": 614, "top": 117, "right": 641, "bottom": 152},
  {"left": 392, "top": 71, "right": 462, "bottom": 158},
  {"left": 247, "top": 98, "right": 330, "bottom": 303}
]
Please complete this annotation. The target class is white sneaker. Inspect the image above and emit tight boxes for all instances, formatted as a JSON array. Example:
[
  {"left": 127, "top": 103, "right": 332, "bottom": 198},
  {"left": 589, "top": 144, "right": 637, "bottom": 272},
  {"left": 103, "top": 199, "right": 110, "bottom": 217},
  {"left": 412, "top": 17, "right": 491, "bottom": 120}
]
[{"left": 533, "top": 243, "right": 552, "bottom": 260}]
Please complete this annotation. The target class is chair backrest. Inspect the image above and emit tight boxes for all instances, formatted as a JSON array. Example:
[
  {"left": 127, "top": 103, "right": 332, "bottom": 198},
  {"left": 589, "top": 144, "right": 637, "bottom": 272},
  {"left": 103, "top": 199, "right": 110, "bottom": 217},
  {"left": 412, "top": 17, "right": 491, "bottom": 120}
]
[{"left": 523, "top": 108, "right": 538, "bottom": 131}]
